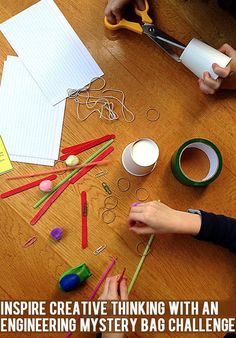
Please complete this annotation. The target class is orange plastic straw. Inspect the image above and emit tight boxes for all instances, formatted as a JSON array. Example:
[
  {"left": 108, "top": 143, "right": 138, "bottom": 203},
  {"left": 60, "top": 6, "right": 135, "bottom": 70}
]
[{"left": 6, "top": 160, "right": 110, "bottom": 180}]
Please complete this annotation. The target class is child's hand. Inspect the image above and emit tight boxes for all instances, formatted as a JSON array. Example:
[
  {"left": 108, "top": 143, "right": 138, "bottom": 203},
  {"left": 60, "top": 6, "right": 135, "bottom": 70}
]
[
  {"left": 128, "top": 201, "right": 201, "bottom": 235},
  {"left": 99, "top": 275, "right": 128, "bottom": 301},
  {"left": 99, "top": 275, "right": 128, "bottom": 338},
  {"left": 198, "top": 44, "right": 236, "bottom": 94},
  {"left": 105, "top": 0, "right": 145, "bottom": 24}
]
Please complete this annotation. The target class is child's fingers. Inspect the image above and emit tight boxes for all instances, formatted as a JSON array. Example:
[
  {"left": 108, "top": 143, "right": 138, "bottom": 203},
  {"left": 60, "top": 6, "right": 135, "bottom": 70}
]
[
  {"left": 198, "top": 78, "right": 215, "bottom": 95},
  {"left": 203, "top": 72, "right": 221, "bottom": 90},
  {"left": 212, "top": 64, "right": 231, "bottom": 78},
  {"left": 129, "top": 221, "right": 147, "bottom": 229},
  {"left": 105, "top": 11, "right": 119, "bottom": 24},
  {"left": 218, "top": 43, "right": 235, "bottom": 57},
  {"left": 128, "top": 219, "right": 137, "bottom": 227},
  {"left": 108, "top": 276, "right": 119, "bottom": 299},
  {"left": 129, "top": 225, "right": 154, "bottom": 234},
  {"left": 98, "top": 277, "right": 111, "bottom": 300},
  {"left": 130, "top": 202, "right": 156, "bottom": 213},
  {"left": 119, "top": 279, "right": 128, "bottom": 300},
  {"left": 128, "top": 212, "right": 146, "bottom": 226},
  {"left": 130, "top": 205, "right": 146, "bottom": 214},
  {"left": 136, "top": 0, "right": 146, "bottom": 10}
]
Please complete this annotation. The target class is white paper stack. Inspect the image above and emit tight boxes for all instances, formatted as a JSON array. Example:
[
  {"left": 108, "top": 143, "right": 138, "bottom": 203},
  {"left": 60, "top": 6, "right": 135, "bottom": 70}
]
[
  {"left": 0, "top": 56, "right": 65, "bottom": 166},
  {"left": 0, "top": 0, "right": 103, "bottom": 165}
]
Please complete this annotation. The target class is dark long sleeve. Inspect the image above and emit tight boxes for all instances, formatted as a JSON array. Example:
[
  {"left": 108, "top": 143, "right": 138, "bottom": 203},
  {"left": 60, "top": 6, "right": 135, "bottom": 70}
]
[{"left": 194, "top": 211, "right": 236, "bottom": 253}]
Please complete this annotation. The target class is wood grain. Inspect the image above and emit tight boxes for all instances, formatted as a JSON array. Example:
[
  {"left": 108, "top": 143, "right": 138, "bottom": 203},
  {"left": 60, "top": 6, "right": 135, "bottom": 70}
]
[{"left": 0, "top": 0, "right": 235, "bottom": 337}]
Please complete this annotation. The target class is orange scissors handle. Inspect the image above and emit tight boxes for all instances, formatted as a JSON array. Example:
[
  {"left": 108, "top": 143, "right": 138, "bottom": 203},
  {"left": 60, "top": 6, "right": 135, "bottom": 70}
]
[
  {"left": 104, "top": 16, "right": 143, "bottom": 34},
  {"left": 135, "top": 0, "right": 153, "bottom": 24},
  {"left": 104, "top": 0, "right": 152, "bottom": 34}
]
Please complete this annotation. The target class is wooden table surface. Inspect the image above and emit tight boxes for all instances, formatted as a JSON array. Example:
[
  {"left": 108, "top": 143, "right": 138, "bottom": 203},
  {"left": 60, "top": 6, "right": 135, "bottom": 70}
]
[{"left": 0, "top": 0, "right": 236, "bottom": 337}]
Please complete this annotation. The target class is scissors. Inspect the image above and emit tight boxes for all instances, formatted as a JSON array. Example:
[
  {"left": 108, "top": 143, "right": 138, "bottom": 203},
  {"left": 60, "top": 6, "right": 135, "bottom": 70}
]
[{"left": 104, "top": 0, "right": 185, "bottom": 62}]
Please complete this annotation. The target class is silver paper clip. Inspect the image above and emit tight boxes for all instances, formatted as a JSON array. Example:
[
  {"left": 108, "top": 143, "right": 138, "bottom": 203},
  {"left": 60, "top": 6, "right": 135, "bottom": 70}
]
[
  {"left": 94, "top": 245, "right": 107, "bottom": 255},
  {"left": 95, "top": 170, "right": 108, "bottom": 178}
]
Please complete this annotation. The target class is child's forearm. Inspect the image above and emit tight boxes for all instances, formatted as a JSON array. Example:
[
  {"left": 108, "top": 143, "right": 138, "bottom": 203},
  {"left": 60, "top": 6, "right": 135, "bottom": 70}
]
[{"left": 173, "top": 211, "right": 201, "bottom": 235}]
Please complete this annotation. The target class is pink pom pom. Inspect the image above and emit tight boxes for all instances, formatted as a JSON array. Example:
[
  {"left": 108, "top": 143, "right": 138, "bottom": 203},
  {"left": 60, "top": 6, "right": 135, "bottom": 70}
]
[{"left": 39, "top": 180, "right": 53, "bottom": 192}]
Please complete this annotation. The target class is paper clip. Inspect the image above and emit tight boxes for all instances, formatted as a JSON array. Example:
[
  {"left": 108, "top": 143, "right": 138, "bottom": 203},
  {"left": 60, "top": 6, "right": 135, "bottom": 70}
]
[
  {"left": 23, "top": 236, "right": 37, "bottom": 248},
  {"left": 102, "top": 182, "right": 112, "bottom": 195},
  {"left": 95, "top": 170, "right": 108, "bottom": 178},
  {"left": 94, "top": 245, "right": 107, "bottom": 255}
]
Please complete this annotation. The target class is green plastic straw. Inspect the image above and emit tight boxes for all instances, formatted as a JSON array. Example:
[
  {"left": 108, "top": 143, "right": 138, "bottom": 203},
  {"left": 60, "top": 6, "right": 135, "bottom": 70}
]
[
  {"left": 128, "top": 234, "right": 155, "bottom": 294},
  {"left": 33, "top": 139, "right": 114, "bottom": 209}
]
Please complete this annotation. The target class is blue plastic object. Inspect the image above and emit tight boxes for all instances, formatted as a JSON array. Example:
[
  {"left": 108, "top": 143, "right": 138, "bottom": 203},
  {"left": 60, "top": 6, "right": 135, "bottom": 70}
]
[
  {"left": 59, "top": 263, "right": 92, "bottom": 292},
  {"left": 59, "top": 274, "right": 81, "bottom": 292}
]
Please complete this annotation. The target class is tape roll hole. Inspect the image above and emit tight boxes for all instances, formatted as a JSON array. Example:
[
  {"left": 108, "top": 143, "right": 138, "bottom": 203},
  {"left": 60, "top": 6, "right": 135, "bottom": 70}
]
[{"left": 179, "top": 143, "right": 220, "bottom": 182}]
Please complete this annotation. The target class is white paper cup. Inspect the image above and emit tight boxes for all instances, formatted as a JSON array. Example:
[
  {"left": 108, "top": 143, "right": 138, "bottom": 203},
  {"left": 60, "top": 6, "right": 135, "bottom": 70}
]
[
  {"left": 122, "top": 138, "right": 159, "bottom": 176},
  {"left": 180, "top": 38, "right": 231, "bottom": 80}
]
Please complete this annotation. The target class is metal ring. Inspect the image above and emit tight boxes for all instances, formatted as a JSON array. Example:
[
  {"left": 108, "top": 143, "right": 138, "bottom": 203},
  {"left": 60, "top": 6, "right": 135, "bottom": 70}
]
[
  {"left": 102, "top": 209, "right": 116, "bottom": 224},
  {"left": 146, "top": 108, "right": 160, "bottom": 122},
  {"left": 104, "top": 196, "right": 118, "bottom": 209},
  {"left": 117, "top": 178, "right": 131, "bottom": 192},
  {"left": 135, "top": 188, "right": 150, "bottom": 201},
  {"left": 136, "top": 241, "right": 151, "bottom": 257}
]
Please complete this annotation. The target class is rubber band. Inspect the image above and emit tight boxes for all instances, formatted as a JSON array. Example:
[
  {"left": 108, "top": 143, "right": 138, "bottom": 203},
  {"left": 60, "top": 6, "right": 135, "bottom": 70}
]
[
  {"left": 67, "top": 77, "right": 106, "bottom": 97},
  {"left": 68, "top": 77, "right": 135, "bottom": 123},
  {"left": 136, "top": 241, "right": 151, "bottom": 257},
  {"left": 54, "top": 160, "right": 67, "bottom": 175},
  {"left": 117, "top": 177, "right": 131, "bottom": 192},
  {"left": 146, "top": 108, "right": 160, "bottom": 122},
  {"left": 104, "top": 196, "right": 118, "bottom": 209},
  {"left": 135, "top": 187, "right": 150, "bottom": 201},
  {"left": 102, "top": 209, "right": 116, "bottom": 224},
  {"left": 102, "top": 88, "right": 135, "bottom": 122}
]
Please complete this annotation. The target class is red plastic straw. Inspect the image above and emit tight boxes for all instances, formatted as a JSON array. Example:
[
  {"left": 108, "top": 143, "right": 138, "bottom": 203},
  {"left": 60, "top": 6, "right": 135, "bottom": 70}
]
[
  {"left": 62, "top": 134, "right": 115, "bottom": 154},
  {"left": 117, "top": 268, "right": 126, "bottom": 287},
  {"left": 30, "top": 180, "right": 70, "bottom": 225},
  {"left": 70, "top": 147, "right": 114, "bottom": 184},
  {"left": 0, "top": 175, "right": 57, "bottom": 199},
  {"left": 88, "top": 257, "right": 117, "bottom": 300},
  {"left": 60, "top": 134, "right": 115, "bottom": 160},
  {"left": 65, "top": 257, "right": 117, "bottom": 338},
  {"left": 30, "top": 147, "right": 114, "bottom": 225}
]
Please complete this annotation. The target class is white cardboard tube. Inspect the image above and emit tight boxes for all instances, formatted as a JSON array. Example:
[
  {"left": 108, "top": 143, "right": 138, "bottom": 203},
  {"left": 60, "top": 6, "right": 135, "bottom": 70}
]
[{"left": 180, "top": 38, "right": 231, "bottom": 80}]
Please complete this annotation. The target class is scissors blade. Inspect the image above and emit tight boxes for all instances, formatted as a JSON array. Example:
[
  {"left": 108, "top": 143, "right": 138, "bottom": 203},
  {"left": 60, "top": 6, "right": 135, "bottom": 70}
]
[
  {"left": 146, "top": 34, "right": 181, "bottom": 62},
  {"left": 142, "top": 23, "right": 185, "bottom": 59}
]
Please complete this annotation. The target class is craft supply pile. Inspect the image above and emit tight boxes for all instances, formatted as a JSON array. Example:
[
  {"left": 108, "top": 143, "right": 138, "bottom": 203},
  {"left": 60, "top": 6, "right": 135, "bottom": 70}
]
[{"left": 0, "top": 1, "right": 225, "bottom": 337}]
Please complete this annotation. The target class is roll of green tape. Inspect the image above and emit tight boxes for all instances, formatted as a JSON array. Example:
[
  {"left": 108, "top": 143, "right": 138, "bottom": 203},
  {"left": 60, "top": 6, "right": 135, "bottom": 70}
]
[{"left": 171, "top": 138, "right": 223, "bottom": 187}]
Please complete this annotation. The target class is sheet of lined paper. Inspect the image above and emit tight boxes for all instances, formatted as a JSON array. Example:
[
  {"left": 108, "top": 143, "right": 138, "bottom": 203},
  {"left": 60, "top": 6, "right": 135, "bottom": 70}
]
[
  {"left": 10, "top": 156, "right": 54, "bottom": 166},
  {"left": 0, "top": 0, "right": 103, "bottom": 105},
  {"left": 0, "top": 56, "right": 65, "bottom": 166}
]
